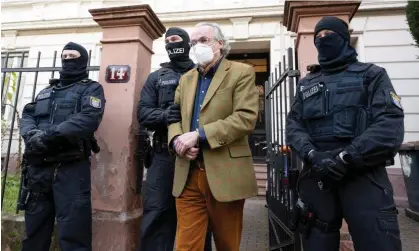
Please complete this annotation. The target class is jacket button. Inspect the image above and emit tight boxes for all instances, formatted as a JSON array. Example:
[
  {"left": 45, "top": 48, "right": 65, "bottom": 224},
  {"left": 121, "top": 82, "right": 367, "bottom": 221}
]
[{"left": 219, "top": 141, "right": 225, "bottom": 145}]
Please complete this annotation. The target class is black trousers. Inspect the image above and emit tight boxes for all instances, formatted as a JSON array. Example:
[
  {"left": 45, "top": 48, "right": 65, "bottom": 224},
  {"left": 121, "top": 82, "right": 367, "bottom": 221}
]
[
  {"left": 22, "top": 160, "right": 92, "bottom": 251},
  {"left": 139, "top": 152, "right": 213, "bottom": 251},
  {"left": 298, "top": 166, "right": 402, "bottom": 251}
]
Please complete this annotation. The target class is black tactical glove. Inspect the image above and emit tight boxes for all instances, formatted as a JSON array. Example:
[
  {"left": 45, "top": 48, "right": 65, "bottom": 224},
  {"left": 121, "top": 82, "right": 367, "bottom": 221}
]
[
  {"left": 165, "top": 104, "right": 181, "bottom": 125},
  {"left": 23, "top": 129, "right": 42, "bottom": 144},
  {"left": 27, "top": 130, "right": 49, "bottom": 154},
  {"left": 308, "top": 149, "right": 347, "bottom": 181}
]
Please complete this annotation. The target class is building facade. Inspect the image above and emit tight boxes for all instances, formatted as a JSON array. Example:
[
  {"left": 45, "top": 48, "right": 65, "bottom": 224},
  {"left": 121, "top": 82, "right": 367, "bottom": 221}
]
[{"left": 1, "top": 0, "right": 418, "bottom": 170}]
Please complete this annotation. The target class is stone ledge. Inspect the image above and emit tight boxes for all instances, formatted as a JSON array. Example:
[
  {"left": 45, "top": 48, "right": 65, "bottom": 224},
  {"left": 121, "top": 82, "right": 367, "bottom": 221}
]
[
  {"left": 92, "top": 209, "right": 142, "bottom": 251},
  {"left": 1, "top": 209, "right": 143, "bottom": 251},
  {"left": 89, "top": 4, "right": 165, "bottom": 40},
  {"left": 405, "top": 208, "right": 419, "bottom": 223},
  {"left": 1, "top": 213, "right": 59, "bottom": 251}
]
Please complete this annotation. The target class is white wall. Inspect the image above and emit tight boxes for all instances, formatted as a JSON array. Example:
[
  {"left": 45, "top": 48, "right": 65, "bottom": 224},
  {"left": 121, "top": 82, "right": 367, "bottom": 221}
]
[{"left": 350, "top": 12, "right": 419, "bottom": 168}]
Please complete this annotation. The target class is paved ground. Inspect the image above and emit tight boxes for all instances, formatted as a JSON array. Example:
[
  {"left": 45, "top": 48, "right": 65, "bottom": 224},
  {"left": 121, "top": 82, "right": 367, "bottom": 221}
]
[
  {"left": 399, "top": 209, "right": 419, "bottom": 251},
  {"left": 211, "top": 198, "right": 268, "bottom": 251},
  {"left": 210, "top": 198, "right": 419, "bottom": 251}
]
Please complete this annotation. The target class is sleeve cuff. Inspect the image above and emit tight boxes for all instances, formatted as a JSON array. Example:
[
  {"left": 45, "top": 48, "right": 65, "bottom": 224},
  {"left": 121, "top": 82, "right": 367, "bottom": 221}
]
[
  {"left": 169, "top": 135, "right": 180, "bottom": 154},
  {"left": 301, "top": 144, "right": 316, "bottom": 163},
  {"left": 344, "top": 144, "right": 363, "bottom": 167},
  {"left": 198, "top": 128, "right": 207, "bottom": 144}
]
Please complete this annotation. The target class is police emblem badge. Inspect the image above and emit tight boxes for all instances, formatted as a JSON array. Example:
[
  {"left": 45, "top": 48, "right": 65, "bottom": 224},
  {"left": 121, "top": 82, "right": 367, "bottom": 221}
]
[
  {"left": 89, "top": 96, "right": 102, "bottom": 108},
  {"left": 390, "top": 91, "right": 403, "bottom": 110}
]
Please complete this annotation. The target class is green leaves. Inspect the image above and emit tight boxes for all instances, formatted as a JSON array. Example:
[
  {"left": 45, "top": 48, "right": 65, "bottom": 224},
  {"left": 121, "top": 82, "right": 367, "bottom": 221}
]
[
  {"left": 2, "top": 71, "right": 17, "bottom": 104},
  {"left": 406, "top": 1, "right": 419, "bottom": 47}
]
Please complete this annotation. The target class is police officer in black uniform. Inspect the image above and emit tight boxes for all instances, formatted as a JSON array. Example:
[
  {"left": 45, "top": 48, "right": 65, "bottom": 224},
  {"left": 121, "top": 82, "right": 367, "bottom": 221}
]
[
  {"left": 19, "top": 42, "right": 105, "bottom": 251},
  {"left": 286, "top": 17, "right": 404, "bottom": 251},
  {"left": 137, "top": 27, "right": 213, "bottom": 251}
]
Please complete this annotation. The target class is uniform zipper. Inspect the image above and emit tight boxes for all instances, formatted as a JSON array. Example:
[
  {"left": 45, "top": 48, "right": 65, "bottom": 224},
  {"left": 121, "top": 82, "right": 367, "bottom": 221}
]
[
  {"left": 325, "top": 89, "right": 330, "bottom": 114},
  {"left": 51, "top": 104, "right": 58, "bottom": 124},
  {"left": 49, "top": 89, "right": 56, "bottom": 124},
  {"left": 53, "top": 163, "right": 61, "bottom": 181}
]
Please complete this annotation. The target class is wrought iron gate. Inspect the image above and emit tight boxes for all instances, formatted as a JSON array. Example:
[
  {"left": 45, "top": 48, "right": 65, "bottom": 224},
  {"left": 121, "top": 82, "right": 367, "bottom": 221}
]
[{"left": 265, "top": 47, "right": 303, "bottom": 251}]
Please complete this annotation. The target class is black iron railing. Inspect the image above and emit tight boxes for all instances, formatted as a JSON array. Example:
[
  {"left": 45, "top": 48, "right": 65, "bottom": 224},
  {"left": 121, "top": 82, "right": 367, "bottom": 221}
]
[{"left": 265, "top": 47, "right": 302, "bottom": 251}]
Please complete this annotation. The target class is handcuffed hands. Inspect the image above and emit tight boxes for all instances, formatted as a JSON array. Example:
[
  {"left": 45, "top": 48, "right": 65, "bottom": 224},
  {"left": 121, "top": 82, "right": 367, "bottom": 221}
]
[
  {"left": 184, "top": 147, "right": 200, "bottom": 160},
  {"left": 174, "top": 131, "right": 199, "bottom": 159}
]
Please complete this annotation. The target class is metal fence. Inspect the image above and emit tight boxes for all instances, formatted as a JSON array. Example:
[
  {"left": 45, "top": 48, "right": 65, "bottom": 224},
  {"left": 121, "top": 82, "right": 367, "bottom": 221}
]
[
  {"left": 265, "top": 47, "right": 303, "bottom": 251},
  {"left": 1, "top": 50, "right": 99, "bottom": 210}
]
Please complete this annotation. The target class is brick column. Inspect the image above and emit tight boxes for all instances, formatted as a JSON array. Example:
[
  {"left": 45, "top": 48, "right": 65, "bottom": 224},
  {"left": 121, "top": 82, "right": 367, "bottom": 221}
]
[
  {"left": 283, "top": 2, "right": 360, "bottom": 250},
  {"left": 283, "top": 1, "right": 360, "bottom": 78},
  {"left": 88, "top": 5, "right": 165, "bottom": 250}
]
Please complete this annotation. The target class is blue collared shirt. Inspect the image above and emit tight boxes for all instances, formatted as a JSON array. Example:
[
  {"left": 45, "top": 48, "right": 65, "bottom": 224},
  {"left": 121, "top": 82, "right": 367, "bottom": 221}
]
[
  {"left": 169, "top": 60, "right": 222, "bottom": 154},
  {"left": 190, "top": 60, "right": 222, "bottom": 145}
]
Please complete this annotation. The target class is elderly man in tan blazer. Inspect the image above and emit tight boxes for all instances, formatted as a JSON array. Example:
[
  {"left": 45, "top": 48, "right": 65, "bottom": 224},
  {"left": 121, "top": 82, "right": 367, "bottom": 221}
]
[{"left": 168, "top": 22, "right": 259, "bottom": 251}]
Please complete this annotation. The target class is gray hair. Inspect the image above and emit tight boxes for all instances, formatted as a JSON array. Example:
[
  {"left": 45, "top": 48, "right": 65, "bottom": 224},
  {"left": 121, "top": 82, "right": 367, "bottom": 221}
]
[{"left": 195, "top": 22, "right": 231, "bottom": 56}]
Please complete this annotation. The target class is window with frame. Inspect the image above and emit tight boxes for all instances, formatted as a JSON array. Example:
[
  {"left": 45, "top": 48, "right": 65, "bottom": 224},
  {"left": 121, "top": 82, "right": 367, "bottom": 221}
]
[{"left": 1, "top": 51, "right": 29, "bottom": 120}]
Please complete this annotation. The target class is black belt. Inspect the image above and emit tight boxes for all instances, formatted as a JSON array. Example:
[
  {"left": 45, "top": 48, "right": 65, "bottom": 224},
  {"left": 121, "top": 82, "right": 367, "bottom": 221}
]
[
  {"left": 152, "top": 140, "right": 169, "bottom": 152},
  {"left": 25, "top": 151, "right": 86, "bottom": 165}
]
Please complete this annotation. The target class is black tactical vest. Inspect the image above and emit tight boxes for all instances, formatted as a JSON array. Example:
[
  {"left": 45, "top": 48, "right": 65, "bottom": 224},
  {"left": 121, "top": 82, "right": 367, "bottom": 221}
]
[
  {"left": 34, "top": 79, "right": 94, "bottom": 135},
  {"left": 157, "top": 67, "right": 181, "bottom": 109},
  {"left": 299, "top": 62, "right": 373, "bottom": 149}
]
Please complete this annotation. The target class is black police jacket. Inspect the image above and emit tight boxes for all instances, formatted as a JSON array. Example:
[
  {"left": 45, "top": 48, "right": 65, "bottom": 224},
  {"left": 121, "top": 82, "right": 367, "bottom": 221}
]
[
  {"left": 20, "top": 79, "right": 106, "bottom": 151},
  {"left": 286, "top": 62, "right": 404, "bottom": 168},
  {"left": 137, "top": 63, "right": 192, "bottom": 137}
]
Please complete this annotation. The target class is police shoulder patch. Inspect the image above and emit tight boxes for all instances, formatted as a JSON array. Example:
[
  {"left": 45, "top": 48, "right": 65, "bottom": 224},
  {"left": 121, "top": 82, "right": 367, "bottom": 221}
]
[
  {"left": 37, "top": 91, "right": 51, "bottom": 100},
  {"left": 390, "top": 91, "right": 403, "bottom": 110},
  {"left": 89, "top": 96, "right": 102, "bottom": 108}
]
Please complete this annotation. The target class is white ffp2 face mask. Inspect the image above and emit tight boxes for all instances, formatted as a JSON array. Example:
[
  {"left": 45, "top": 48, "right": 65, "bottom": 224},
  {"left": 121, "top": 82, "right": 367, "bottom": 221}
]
[{"left": 193, "top": 43, "right": 215, "bottom": 65}]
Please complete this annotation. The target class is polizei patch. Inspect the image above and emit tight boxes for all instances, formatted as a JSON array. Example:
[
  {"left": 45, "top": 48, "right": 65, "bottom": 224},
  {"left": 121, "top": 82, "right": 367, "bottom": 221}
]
[
  {"left": 390, "top": 91, "right": 403, "bottom": 110},
  {"left": 89, "top": 96, "right": 101, "bottom": 108},
  {"left": 167, "top": 48, "right": 184, "bottom": 55},
  {"left": 161, "top": 79, "right": 177, "bottom": 85},
  {"left": 302, "top": 84, "right": 321, "bottom": 101}
]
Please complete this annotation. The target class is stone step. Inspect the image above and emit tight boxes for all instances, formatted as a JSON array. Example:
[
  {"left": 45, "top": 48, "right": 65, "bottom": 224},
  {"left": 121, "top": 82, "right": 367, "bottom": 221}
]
[
  {"left": 255, "top": 172, "right": 267, "bottom": 180},
  {"left": 254, "top": 165, "right": 267, "bottom": 174},
  {"left": 254, "top": 163, "right": 267, "bottom": 197},
  {"left": 258, "top": 186, "right": 266, "bottom": 196}
]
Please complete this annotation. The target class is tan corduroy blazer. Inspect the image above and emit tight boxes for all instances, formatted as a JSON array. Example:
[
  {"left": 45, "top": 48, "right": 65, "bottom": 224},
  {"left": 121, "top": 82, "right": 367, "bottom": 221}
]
[{"left": 168, "top": 58, "right": 259, "bottom": 202}]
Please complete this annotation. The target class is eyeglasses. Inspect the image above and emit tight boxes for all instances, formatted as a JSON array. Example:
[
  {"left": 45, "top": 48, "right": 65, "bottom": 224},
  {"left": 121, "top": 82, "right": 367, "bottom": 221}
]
[{"left": 189, "top": 36, "right": 215, "bottom": 47}]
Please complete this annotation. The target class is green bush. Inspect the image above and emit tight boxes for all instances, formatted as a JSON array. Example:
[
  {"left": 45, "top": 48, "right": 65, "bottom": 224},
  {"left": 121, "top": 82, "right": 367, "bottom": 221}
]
[
  {"left": 406, "top": 1, "right": 419, "bottom": 47},
  {"left": 1, "top": 175, "right": 22, "bottom": 215}
]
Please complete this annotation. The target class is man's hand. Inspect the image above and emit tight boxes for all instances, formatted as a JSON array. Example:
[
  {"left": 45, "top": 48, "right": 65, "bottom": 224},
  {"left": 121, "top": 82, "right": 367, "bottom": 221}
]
[
  {"left": 165, "top": 104, "right": 181, "bottom": 125},
  {"left": 309, "top": 149, "right": 347, "bottom": 181},
  {"left": 184, "top": 147, "right": 199, "bottom": 160},
  {"left": 174, "top": 131, "right": 199, "bottom": 156}
]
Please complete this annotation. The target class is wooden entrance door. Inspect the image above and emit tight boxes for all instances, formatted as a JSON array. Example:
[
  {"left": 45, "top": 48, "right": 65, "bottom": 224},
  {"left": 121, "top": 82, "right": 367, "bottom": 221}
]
[{"left": 227, "top": 53, "right": 270, "bottom": 163}]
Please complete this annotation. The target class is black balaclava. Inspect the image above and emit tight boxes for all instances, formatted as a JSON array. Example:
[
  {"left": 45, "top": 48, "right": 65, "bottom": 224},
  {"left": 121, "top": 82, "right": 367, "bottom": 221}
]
[
  {"left": 314, "top": 16, "right": 358, "bottom": 72},
  {"left": 164, "top": 27, "right": 194, "bottom": 73},
  {"left": 59, "top": 42, "right": 89, "bottom": 86}
]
